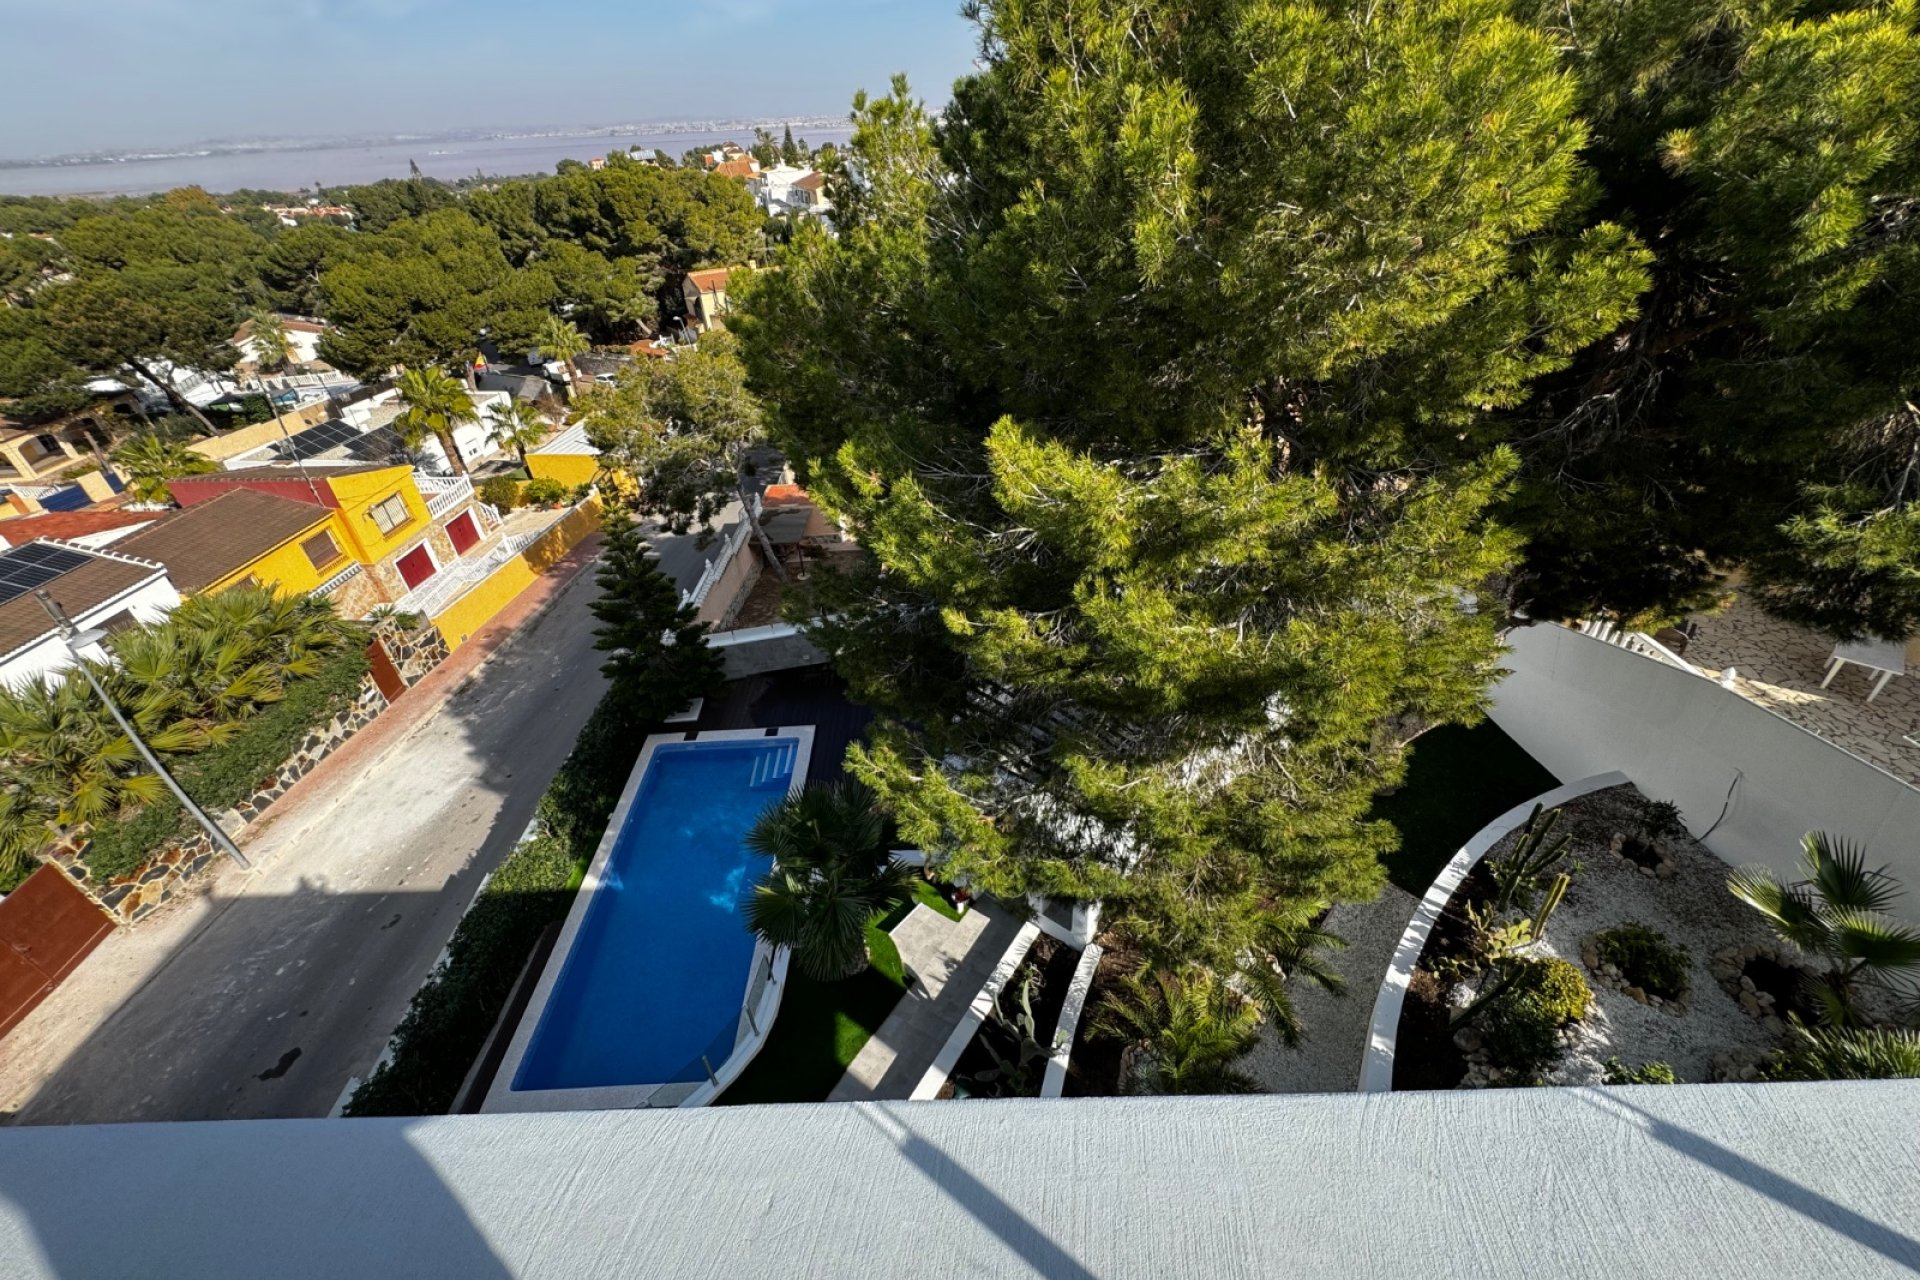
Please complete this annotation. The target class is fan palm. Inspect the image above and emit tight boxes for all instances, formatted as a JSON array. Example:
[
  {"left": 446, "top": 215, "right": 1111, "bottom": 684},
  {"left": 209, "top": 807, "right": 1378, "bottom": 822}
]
[
  {"left": 0, "top": 669, "right": 199, "bottom": 829},
  {"left": 1092, "top": 966, "right": 1264, "bottom": 1095},
  {"left": 393, "top": 367, "right": 477, "bottom": 476},
  {"left": 1770, "top": 1022, "right": 1920, "bottom": 1082},
  {"left": 485, "top": 399, "right": 551, "bottom": 467},
  {"left": 1729, "top": 833, "right": 1920, "bottom": 1026},
  {"left": 0, "top": 785, "right": 55, "bottom": 885},
  {"left": 744, "top": 781, "right": 914, "bottom": 980},
  {"left": 536, "top": 315, "right": 589, "bottom": 384},
  {"left": 111, "top": 433, "right": 215, "bottom": 503}
]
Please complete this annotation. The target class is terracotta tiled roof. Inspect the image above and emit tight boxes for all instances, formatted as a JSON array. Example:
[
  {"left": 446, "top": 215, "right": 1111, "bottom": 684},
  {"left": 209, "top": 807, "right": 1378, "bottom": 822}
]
[
  {"left": 0, "top": 544, "right": 164, "bottom": 661},
  {"left": 113, "top": 489, "right": 331, "bottom": 593},
  {"left": 791, "top": 171, "right": 826, "bottom": 192},
  {"left": 0, "top": 509, "right": 153, "bottom": 546},
  {"left": 711, "top": 158, "right": 758, "bottom": 179},
  {"left": 685, "top": 268, "right": 733, "bottom": 290}
]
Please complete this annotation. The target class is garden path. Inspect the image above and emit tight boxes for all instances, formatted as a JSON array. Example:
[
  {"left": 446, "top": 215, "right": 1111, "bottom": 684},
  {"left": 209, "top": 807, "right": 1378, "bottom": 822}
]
[
  {"left": 826, "top": 899, "right": 1024, "bottom": 1102},
  {"left": 1242, "top": 886, "right": 1421, "bottom": 1094}
]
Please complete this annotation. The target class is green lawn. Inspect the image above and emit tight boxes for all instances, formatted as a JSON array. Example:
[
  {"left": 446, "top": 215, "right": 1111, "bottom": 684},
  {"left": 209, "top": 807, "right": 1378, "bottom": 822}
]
[
  {"left": 717, "top": 919, "right": 910, "bottom": 1105},
  {"left": 1372, "top": 720, "right": 1559, "bottom": 896}
]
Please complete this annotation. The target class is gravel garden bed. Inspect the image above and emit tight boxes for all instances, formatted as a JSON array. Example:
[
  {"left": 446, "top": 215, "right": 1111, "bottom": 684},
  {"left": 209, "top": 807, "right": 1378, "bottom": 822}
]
[{"left": 1394, "top": 783, "right": 1835, "bottom": 1088}]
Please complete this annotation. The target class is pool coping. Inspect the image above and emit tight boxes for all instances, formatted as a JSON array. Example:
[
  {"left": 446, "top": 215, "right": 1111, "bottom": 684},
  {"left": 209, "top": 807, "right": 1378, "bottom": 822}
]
[{"left": 482, "top": 725, "right": 813, "bottom": 1114}]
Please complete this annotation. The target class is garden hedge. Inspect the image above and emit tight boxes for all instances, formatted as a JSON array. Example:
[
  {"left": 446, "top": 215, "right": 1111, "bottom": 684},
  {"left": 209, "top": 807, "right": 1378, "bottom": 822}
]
[{"left": 83, "top": 647, "right": 372, "bottom": 881}]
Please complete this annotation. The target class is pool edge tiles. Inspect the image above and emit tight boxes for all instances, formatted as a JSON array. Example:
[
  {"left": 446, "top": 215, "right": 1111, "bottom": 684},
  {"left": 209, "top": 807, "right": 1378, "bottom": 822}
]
[{"left": 481, "top": 726, "right": 813, "bottom": 1114}]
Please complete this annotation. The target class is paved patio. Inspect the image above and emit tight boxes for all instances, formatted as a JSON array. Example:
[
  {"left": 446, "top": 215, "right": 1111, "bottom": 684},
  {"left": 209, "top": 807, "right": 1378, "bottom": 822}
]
[
  {"left": 1684, "top": 594, "right": 1920, "bottom": 786},
  {"left": 826, "top": 899, "right": 1024, "bottom": 1102}
]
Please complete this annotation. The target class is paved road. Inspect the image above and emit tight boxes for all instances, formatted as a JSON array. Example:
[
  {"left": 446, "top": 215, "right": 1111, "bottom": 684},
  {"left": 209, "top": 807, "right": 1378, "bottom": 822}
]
[{"left": 0, "top": 555, "right": 610, "bottom": 1125}]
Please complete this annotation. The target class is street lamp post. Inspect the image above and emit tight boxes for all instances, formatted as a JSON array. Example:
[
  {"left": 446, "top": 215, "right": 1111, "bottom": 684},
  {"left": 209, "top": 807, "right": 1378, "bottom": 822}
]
[{"left": 34, "top": 590, "right": 251, "bottom": 871}]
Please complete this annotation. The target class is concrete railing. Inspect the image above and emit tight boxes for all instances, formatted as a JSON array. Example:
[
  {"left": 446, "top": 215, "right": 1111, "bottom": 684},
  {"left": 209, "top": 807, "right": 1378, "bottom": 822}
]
[
  {"left": 1576, "top": 619, "right": 1704, "bottom": 676},
  {"left": 415, "top": 472, "right": 475, "bottom": 521},
  {"left": 1357, "top": 771, "right": 1631, "bottom": 1094}
]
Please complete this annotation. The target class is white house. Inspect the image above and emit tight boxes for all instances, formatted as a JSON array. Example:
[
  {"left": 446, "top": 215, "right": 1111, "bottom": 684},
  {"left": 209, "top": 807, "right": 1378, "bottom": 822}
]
[
  {"left": 0, "top": 540, "right": 180, "bottom": 690},
  {"left": 230, "top": 316, "right": 330, "bottom": 369},
  {"left": 749, "top": 164, "right": 811, "bottom": 211}
]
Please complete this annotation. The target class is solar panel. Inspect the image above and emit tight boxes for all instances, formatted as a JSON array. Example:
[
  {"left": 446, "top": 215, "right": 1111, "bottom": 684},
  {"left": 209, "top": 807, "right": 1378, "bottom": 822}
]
[
  {"left": 0, "top": 541, "right": 91, "bottom": 606},
  {"left": 273, "top": 417, "right": 365, "bottom": 461}
]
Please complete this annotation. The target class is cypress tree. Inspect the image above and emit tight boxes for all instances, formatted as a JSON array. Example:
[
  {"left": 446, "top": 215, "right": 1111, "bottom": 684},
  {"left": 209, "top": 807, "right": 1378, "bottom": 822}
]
[
  {"left": 589, "top": 511, "right": 725, "bottom": 721},
  {"left": 737, "top": 2, "right": 1647, "bottom": 998}
]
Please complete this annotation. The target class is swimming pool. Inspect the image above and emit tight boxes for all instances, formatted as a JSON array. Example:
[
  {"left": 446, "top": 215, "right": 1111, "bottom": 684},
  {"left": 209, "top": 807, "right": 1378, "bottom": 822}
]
[{"left": 485, "top": 727, "right": 813, "bottom": 1112}]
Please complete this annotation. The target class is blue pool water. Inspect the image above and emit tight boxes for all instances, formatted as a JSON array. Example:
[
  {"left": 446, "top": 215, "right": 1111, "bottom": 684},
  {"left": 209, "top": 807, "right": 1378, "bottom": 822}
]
[{"left": 512, "top": 737, "right": 799, "bottom": 1092}]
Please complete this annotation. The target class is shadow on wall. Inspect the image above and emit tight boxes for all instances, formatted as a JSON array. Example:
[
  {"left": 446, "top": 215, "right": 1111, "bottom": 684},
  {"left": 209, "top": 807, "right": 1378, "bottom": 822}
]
[{"left": 0, "top": 1118, "right": 513, "bottom": 1278}]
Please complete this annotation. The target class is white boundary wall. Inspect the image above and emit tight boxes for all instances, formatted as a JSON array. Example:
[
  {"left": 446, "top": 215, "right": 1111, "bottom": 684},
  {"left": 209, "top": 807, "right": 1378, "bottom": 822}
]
[
  {"left": 909, "top": 922, "right": 1042, "bottom": 1101},
  {"left": 1356, "top": 772, "right": 1629, "bottom": 1094},
  {"left": 1490, "top": 624, "right": 1920, "bottom": 907}
]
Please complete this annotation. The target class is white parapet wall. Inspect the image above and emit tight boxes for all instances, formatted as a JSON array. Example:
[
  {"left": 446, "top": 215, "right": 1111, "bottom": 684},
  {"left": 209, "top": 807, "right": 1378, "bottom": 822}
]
[
  {"left": 1489, "top": 624, "right": 1920, "bottom": 910},
  {"left": 1357, "top": 772, "right": 1630, "bottom": 1094},
  {"left": 1040, "top": 942, "right": 1104, "bottom": 1099}
]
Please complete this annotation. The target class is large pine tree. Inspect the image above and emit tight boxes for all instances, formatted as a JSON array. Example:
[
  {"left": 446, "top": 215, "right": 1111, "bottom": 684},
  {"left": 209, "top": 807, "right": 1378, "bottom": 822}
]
[
  {"left": 1506, "top": 0, "right": 1920, "bottom": 637},
  {"left": 737, "top": 1, "right": 1647, "bottom": 996},
  {"left": 590, "top": 512, "right": 725, "bottom": 722}
]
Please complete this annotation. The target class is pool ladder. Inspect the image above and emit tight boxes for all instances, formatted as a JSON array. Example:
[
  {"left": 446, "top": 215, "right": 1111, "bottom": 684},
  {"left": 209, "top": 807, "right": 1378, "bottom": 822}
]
[{"left": 748, "top": 741, "right": 798, "bottom": 790}]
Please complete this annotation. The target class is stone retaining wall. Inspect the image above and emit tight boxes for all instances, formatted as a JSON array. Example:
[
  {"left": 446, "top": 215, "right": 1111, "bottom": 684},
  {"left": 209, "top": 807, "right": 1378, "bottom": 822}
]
[
  {"left": 374, "top": 619, "right": 450, "bottom": 686},
  {"left": 49, "top": 664, "right": 416, "bottom": 926}
]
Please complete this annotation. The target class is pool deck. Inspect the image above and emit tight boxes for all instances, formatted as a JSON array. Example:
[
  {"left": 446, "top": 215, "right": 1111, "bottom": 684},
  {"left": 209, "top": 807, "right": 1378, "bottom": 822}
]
[{"left": 826, "top": 897, "right": 1025, "bottom": 1102}]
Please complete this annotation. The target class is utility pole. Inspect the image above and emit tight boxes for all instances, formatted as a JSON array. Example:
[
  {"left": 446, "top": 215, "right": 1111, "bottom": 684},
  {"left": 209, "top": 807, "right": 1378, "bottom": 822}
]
[{"left": 34, "top": 591, "right": 251, "bottom": 870}]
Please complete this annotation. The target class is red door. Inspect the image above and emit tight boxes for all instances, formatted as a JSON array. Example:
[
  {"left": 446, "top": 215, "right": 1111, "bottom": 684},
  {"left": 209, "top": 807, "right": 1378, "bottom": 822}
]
[
  {"left": 397, "top": 544, "right": 436, "bottom": 589},
  {"left": 446, "top": 511, "right": 480, "bottom": 555}
]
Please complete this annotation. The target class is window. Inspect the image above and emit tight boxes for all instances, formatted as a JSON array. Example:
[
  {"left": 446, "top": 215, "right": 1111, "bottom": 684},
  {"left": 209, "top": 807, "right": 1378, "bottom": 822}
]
[
  {"left": 368, "top": 493, "right": 412, "bottom": 536},
  {"left": 95, "top": 609, "right": 140, "bottom": 636},
  {"left": 301, "top": 529, "right": 345, "bottom": 572}
]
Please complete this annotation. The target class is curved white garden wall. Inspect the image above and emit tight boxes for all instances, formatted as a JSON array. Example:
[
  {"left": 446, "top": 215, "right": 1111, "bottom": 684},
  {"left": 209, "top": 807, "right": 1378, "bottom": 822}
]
[
  {"left": 1489, "top": 625, "right": 1920, "bottom": 913},
  {"left": 1357, "top": 772, "right": 1628, "bottom": 1094}
]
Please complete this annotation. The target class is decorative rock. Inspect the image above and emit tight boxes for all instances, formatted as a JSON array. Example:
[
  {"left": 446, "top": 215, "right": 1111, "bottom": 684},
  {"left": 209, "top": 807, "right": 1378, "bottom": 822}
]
[
  {"left": 1761, "top": 1015, "right": 1787, "bottom": 1036},
  {"left": 1739, "top": 975, "right": 1757, "bottom": 993},
  {"left": 1453, "top": 1028, "right": 1484, "bottom": 1054},
  {"left": 1626, "top": 986, "right": 1647, "bottom": 1004},
  {"left": 1656, "top": 864, "right": 1676, "bottom": 880}
]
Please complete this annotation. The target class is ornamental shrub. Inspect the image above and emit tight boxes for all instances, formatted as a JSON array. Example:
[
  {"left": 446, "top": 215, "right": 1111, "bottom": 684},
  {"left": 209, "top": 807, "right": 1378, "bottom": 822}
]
[
  {"left": 1507, "top": 956, "right": 1592, "bottom": 1024},
  {"left": 1603, "top": 1056, "right": 1677, "bottom": 1085},
  {"left": 1482, "top": 992, "right": 1562, "bottom": 1074},
  {"left": 479, "top": 475, "right": 521, "bottom": 511},
  {"left": 1595, "top": 923, "right": 1691, "bottom": 1000},
  {"left": 523, "top": 476, "right": 568, "bottom": 506}
]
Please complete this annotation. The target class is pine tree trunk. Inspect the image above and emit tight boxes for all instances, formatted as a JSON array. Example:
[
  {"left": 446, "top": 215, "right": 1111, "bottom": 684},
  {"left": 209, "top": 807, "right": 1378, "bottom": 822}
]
[
  {"left": 738, "top": 478, "right": 788, "bottom": 581},
  {"left": 124, "top": 356, "right": 217, "bottom": 434}
]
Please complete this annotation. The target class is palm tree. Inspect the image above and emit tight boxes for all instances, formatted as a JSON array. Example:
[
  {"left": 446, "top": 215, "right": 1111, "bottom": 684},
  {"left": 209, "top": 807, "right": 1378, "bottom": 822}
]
[
  {"left": 485, "top": 399, "right": 551, "bottom": 468},
  {"left": 1770, "top": 1022, "right": 1920, "bottom": 1081},
  {"left": 393, "top": 367, "right": 478, "bottom": 476},
  {"left": 111, "top": 433, "right": 216, "bottom": 504},
  {"left": 1236, "top": 904, "right": 1349, "bottom": 1048},
  {"left": 743, "top": 781, "right": 915, "bottom": 980},
  {"left": 536, "top": 315, "right": 589, "bottom": 385},
  {"left": 1730, "top": 833, "right": 1920, "bottom": 1026},
  {"left": 0, "top": 668, "right": 200, "bottom": 830},
  {"left": 1092, "top": 967, "right": 1264, "bottom": 1095},
  {"left": 247, "top": 310, "right": 296, "bottom": 371}
]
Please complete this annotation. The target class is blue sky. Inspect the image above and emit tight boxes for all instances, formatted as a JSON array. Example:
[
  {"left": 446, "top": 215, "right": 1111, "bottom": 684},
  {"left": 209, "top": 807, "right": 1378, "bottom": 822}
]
[{"left": 0, "top": 0, "right": 980, "bottom": 157}]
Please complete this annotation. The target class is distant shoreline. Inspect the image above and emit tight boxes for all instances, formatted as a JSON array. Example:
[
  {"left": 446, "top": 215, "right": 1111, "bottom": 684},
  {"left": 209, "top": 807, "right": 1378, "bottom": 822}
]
[
  {"left": 0, "top": 122, "right": 857, "bottom": 199},
  {"left": 0, "top": 117, "right": 851, "bottom": 172}
]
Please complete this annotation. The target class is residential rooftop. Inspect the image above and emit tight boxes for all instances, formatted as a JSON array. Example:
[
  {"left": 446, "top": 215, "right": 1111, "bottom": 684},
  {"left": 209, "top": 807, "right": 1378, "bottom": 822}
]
[
  {"left": 113, "top": 489, "right": 330, "bottom": 593},
  {"left": 0, "top": 540, "right": 165, "bottom": 661}
]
